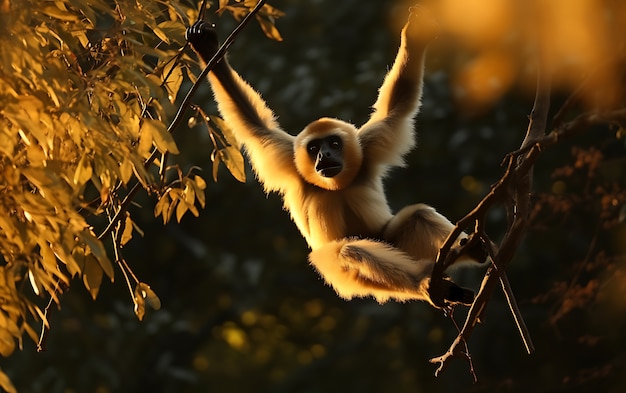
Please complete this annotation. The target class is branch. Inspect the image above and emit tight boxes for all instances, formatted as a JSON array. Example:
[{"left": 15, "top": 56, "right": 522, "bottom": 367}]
[
  {"left": 97, "top": 0, "right": 268, "bottom": 240},
  {"left": 430, "top": 63, "right": 551, "bottom": 376}
]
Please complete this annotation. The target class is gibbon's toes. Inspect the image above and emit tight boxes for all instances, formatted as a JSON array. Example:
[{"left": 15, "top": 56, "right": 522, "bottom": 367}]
[
  {"left": 447, "top": 283, "right": 475, "bottom": 306},
  {"left": 460, "top": 236, "right": 490, "bottom": 264},
  {"left": 429, "top": 278, "right": 475, "bottom": 307}
]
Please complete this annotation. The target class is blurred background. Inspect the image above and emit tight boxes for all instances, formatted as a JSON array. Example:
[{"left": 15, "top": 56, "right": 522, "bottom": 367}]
[{"left": 6, "top": 0, "right": 626, "bottom": 391}]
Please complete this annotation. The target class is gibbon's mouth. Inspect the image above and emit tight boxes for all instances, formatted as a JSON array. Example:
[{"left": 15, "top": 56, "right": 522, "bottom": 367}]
[{"left": 316, "top": 160, "right": 343, "bottom": 178}]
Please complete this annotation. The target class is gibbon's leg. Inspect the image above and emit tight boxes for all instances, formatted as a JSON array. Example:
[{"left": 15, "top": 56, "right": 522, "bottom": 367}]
[
  {"left": 308, "top": 238, "right": 474, "bottom": 305},
  {"left": 309, "top": 238, "right": 432, "bottom": 304},
  {"left": 384, "top": 203, "right": 489, "bottom": 265},
  {"left": 383, "top": 204, "right": 455, "bottom": 263}
]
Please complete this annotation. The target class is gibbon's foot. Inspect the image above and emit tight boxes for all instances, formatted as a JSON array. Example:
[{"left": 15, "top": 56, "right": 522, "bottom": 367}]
[
  {"left": 406, "top": 4, "right": 439, "bottom": 47},
  {"left": 460, "top": 236, "right": 490, "bottom": 264},
  {"left": 186, "top": 21, "right": 220, "bottom": 62},
  {"left": 429, "top": 278, "right": 475, "bottom": 307}
]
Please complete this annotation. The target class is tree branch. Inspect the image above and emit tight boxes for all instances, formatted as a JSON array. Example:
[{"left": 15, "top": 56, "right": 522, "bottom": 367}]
[{"left": 430, "top": 62, "right": 551, "bottom": 376}]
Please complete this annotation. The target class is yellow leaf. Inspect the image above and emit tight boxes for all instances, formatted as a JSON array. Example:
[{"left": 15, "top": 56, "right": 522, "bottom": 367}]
[
  {"left": 162, "top": 62, "right": 183, "bottom": 104},
  {"left": 220, "top": 146, "right": 246, "bottom": 183},
  {"left": 82, "top": 254, "right": 103, "bottom": 300},
  {"left": 175, "top": 199, "right": 188, "bottom": 222},
  {"left": 73, "top": 153, "right": 92, "bottom": 185},
  {"left": 119, "top": 158, "right": 133, "bottom": 185},
  {"left": 255, "top": 14, "right": 283, "bottom": 42},
  {"left": 0, "top": 368, "right": 16, "bottom": 393},
  {"left": 142, "top": 119, "right": 179, "bottom": 155},
  {"left": 134, "top": 282, "right": 161, "bottom": 321},
  {"left": 210, "top": 116, "right": 241, "bottom": 149},
  {"left": 121, "top": 214, "right": 134, "bottom": 246},
  {"left": 152, "top": 26, "right": 170, "bottom": 44},
  {"left": 0, "top": 327, "right": 16, "bottom": 357},
  {"left": 79, "top": 230, "right": 114, "bottom": 281}
]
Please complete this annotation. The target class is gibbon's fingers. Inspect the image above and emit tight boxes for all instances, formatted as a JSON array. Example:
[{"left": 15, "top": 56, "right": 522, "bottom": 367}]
[{"left": 406, "top": 4, "right": 439, "bottom": 47}]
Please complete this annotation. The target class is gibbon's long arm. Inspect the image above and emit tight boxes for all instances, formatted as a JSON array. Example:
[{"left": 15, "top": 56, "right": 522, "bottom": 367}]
[
  {"left": 187, "top": 22, "right": 297, "bottom": 193},
  {"left": 358, "top": 7, "right": 438, "bottom": 170}
]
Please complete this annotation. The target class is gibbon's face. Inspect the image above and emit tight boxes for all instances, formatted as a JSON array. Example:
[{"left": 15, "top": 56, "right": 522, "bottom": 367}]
[
  {"left": 295, "top": 118, "right": 362, "bottom": 191},
  {"left": 307, "top": 135, "right": 343, "bottom": 178}
]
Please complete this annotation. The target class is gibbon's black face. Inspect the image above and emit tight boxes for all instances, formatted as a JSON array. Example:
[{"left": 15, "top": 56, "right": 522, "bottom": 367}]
[{"left": 307, "top": 135, "right": 343, "bottom": 178}]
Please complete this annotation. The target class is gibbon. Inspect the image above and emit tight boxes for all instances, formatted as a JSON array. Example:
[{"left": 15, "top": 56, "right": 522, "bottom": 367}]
[{"left": 186, "top": 7, "right": 485, "bottom": 306}]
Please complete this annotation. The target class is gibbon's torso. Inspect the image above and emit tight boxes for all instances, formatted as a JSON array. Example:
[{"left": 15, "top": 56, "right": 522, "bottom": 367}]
[{"left": 283, "top": 174, "right": 393, "bottom": 250}]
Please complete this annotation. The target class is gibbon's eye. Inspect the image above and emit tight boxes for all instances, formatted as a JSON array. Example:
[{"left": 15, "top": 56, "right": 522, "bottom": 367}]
[
  {"left": 328, "top": 136, "right": 343, "bottom": 149},
  {"left": 308, "top": 141, "right": 320, "bottom": 154}
]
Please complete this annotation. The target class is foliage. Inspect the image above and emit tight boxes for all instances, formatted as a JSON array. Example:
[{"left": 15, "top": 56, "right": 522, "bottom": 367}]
[{"left": 0, "top": 0, "right": 281, "bottom": 389}]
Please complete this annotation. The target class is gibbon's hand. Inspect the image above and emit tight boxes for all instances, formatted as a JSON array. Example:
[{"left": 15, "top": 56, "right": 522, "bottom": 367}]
[
  {"left": 186, "top": 21, "right": 220, "bottom": 63},
  {"left": 405, "top": 5, "right": 439, "bottom": 48}
]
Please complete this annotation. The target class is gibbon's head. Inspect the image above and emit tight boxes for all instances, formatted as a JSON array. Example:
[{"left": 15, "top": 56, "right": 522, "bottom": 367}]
[{"left": 295, "top": 118, "right": 363, "bottom": 191}]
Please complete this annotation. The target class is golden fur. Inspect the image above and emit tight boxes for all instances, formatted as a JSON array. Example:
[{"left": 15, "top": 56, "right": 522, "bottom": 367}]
[{"left": 188, "top": 7, "right": 476, "bottom": 305}]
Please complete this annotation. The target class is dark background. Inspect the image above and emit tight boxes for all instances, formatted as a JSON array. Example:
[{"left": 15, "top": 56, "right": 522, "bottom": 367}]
[{"left": 6, "top": 1, "right": 626, "bottom": 392}]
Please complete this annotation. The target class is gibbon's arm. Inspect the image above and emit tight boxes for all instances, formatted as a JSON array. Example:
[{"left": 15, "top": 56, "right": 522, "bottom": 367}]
[
  {"left": 187, "top": 22, "right": 297, "bottom": 193},
  {"left": 358, "top": 7, "right": 438, "bottom": 169}
]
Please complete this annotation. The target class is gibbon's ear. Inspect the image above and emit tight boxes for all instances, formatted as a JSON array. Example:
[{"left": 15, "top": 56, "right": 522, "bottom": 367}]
[{"left": 295, "top": 118, "right": 363, "bottom": 190}]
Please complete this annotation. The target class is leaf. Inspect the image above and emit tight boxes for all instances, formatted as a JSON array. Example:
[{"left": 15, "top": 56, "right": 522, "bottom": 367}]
[
  {"left": 210, "top": 115, "right": 240, "bottom": 149},
  {"left": 157, "top": 20, "right": 186, "bottom": 45},
  {"left": 134, "top": 282, "right": 161, "bottom": 321},
  {"left": 142, "top": 119, "right": 179, "bottom": 155},
  {"left": 0, "top": 329, "right": 15, "bottom": 357},
  {"left": 0, "top": 368, "right": 16, "bottom": 393},
  {"left": 220, "top": 146, "right": 246, "bottom": 183},
  {"left": 192, "top": 175, "right": 206, "bottom": 208},
  {"left": 175, "top": 198, "right": 188, "bottom": 223},
  {"left": 119, "top": 158, "right": 133, "bottom": 185},
  {"left": 121, "top": 213, "right": 134, "bottom": 246},
  {"left": 255, "top": 14, "right": 283, "bottom": 42},
  {"left": 152, "top": 26, "right": 170, "bottom": 44},
  {"left": 162, "top": 62, "right": 183, "bottom": 104},
  {"left": 73, "top": 153, "right": 93, "bottom": 185},
  {"left": 79, "top": 230, "right": 114, "bottom": 281},
  {"left": 82, "top": 254, "right": 103, "bottom": 300}
]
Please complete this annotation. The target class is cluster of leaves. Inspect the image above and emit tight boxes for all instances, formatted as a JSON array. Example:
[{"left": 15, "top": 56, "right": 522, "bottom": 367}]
[
  {"left": 0, "top": 0, "right": 193, "bottom": 371},
  {"left": 0, "top": 0, "right": 283, "bottom": 388}
]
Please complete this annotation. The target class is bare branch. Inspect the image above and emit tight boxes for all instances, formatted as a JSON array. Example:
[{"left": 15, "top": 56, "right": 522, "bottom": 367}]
[{"left": 430, "top": 61, "right": 551, "bottom": 376}]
